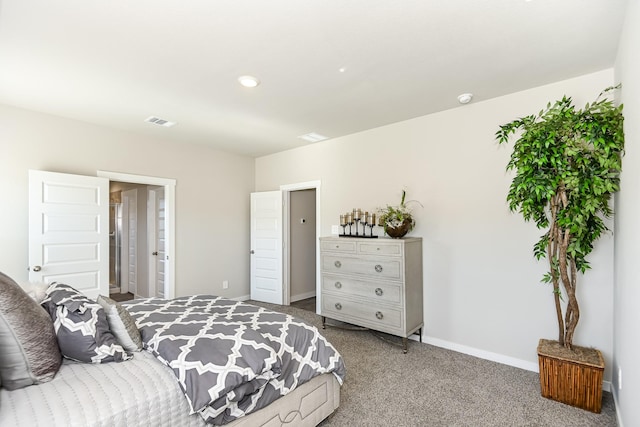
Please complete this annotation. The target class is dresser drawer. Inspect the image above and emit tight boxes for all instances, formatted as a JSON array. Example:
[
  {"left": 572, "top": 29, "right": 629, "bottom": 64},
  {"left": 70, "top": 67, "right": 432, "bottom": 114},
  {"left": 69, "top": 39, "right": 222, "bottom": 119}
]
[
  {"left": 322, "top": 255, "right": 402, "bottom": 280},
  {"left": 322, "top": 294, "right": 402, "bottom": 331},
  {"left": 320, "top": 239, "right": 357, "bottom": 253},
  {"left": 357, "top": 241, "right": 402, "bottom": 257},
  {"left": 322, "top": 274, "right": 401, "bottom": 304}
]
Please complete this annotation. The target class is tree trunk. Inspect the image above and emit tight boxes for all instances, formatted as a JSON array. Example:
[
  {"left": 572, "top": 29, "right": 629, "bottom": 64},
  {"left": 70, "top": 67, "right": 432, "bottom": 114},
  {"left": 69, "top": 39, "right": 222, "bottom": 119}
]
[
  {"left": 556, "top": 188, "right": 579, "bottom": 350},
  {"left": 564, "top": 258, "right": 580, "bottom": 349},
  {"left": 548, "top": 193, "right": 565, "bottom": 346}
]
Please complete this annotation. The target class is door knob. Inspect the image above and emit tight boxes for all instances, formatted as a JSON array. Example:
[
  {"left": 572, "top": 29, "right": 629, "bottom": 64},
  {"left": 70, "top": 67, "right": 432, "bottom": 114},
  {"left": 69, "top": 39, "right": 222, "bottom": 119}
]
[
  {"left": 152, "top": 251, "right": 158, "bottom": 256},
  {"left": 32, "top": 265, "right": 42, "bottom": 272}
]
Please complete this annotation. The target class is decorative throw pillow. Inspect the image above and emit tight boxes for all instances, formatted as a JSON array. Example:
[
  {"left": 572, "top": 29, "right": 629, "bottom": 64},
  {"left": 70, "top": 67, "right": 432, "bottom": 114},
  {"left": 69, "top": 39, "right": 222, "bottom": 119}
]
[
  {"left": 41, "top": 283, "right": 132, "bottom": 363},
  {"left": 96, "top": 295, "right": 142, "bottom": 352},
  {"left": 0, "top": 271, "right": 62, "bottom": 390},
  {"left": 22, "top": 281, "right": 49, "bottom": 304}
]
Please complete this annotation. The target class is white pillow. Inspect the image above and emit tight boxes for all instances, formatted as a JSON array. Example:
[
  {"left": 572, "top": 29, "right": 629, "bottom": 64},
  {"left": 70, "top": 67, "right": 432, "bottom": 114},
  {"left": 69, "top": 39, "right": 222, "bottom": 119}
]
[
  {"left": 96, "top": 295, "right": 143, "bottom": 352},
  {"left": 21, "top": 282, "right": 49, "bottom": 304}
]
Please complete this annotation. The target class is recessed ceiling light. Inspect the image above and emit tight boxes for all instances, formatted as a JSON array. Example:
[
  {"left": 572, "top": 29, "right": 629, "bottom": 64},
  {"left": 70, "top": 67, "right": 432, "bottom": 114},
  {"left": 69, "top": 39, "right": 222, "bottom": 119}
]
[
  {"left": 238, "top": 75, "right": 260, "bottom": 88},
  {"left": 298, "top": 132, "right": 329, "bottom": 143},
  {"left": 145, "top": 116, "right": 176, "bottom": 127},
  {"left": 457, "top": 93, "right": 473, "bottom": 104}
]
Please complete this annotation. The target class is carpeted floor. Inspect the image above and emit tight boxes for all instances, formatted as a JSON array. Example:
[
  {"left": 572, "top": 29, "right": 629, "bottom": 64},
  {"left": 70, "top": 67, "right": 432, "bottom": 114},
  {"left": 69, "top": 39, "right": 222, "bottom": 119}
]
[
  {"left": 248, "top": 300, "right": 617, "bottom": 427},
  {"left": 290, "top": 296, "right": 317, "bottom": 312}
]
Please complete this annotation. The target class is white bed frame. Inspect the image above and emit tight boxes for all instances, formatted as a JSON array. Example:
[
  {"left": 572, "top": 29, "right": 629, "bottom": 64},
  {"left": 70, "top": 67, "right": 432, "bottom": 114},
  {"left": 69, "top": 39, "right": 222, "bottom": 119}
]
[{"left": 229, "top": 373, "right": 340, "bottom": 426}]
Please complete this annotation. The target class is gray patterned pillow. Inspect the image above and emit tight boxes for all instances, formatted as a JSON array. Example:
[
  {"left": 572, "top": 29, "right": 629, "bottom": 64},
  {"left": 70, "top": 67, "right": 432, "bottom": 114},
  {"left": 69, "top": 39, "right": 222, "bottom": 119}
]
[
  {"left": 0, "top": 271, "right": 62, "bottom": 390},
  {"left": 41, "top": 283, "right": 132, "bottom": 363},
  {"left": 96, "top": 295, "right": 142, "bottom": 352}
]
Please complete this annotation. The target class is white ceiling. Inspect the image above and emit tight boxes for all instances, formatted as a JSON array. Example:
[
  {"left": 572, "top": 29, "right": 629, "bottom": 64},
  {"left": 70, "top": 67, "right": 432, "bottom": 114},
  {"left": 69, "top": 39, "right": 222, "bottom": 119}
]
[{"left": 0, "top": 0, "right": 628, "bottom": 157}]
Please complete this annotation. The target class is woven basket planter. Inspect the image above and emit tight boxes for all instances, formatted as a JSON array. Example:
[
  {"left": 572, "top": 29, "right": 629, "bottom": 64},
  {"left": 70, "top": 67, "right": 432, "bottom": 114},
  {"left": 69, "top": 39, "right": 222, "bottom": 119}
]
[{"left": 537, "top": 339, "right": 604, "bottom": 413}]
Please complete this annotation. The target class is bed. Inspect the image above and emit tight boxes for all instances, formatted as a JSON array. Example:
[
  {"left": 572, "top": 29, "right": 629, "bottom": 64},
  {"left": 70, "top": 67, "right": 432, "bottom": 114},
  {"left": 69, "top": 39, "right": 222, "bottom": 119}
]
[
  {"left": 0, "top": 353, "right": 342, "bottom": 426},
  {"left": 0, "top": 274, "right": 345, "bottom": 426}
]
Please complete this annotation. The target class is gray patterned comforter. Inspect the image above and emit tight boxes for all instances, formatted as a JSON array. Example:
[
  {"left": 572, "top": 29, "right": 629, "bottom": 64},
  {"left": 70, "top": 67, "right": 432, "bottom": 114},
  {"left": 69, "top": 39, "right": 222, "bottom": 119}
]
[{"left": 123, "top": 296, "right": 346, "bottom": 425}]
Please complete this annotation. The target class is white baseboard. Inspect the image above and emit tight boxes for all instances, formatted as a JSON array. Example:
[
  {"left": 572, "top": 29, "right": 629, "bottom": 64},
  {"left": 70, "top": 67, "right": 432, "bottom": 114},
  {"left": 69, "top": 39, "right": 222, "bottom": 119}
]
[
  {"left": 612, "top": 387, "right": 624, "bottom": 427},
  {"left": 290, "top": 290, "right": 316, "bottom": 303},
  {"left": 421, "top": 336, "right": 612, "bottom": 392},
  {"left": 231, "top": 294, "right": 251, "bottom": 302},
  {"left": 422, "top": 336, "right": 539, "bottom": 372}
]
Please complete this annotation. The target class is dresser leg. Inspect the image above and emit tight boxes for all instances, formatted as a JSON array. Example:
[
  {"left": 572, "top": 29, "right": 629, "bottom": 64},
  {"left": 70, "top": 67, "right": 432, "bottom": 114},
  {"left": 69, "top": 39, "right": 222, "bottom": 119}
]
[
  {"left": 418, "top": 328, "right": 422, "bottom": 343},
  {"left": 322, "top": 316, "right": 326, "bottom": 329},
  {"left": 403, "top": 337, "right": 408, "bottom": 354}
]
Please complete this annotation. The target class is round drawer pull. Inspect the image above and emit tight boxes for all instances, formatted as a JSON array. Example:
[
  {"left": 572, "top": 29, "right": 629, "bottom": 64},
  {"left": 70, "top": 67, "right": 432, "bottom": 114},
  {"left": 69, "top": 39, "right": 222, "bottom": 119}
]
[
  {"left": 335, "top": 302, "right": 342, "bottom": 310},
  {"left": 375, "top": 311, "right": 384, "bottom": 320},
  {"left": 375, "top": 287, "right": 383, "bottom": 296},
  {"left": 374, "top": 264, "right": 383, "bottom": 273},
  {"left": 334, "top": 281, "right": 342, "bottom": 289},
  {"left": 335, "top": 245, "right": 340, "bottom": 248},
  {"left": 334, "top": 260, "right": 342, "bottom": 268}
]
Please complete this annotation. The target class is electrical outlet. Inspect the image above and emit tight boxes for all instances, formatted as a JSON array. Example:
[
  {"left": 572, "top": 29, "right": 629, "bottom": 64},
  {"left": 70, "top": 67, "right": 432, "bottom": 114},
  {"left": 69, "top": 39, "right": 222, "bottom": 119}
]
[
  {"left": 618, "top": 367, "right": 623, "bottom": 390},
  {"left": 222, "top": 280, "right": 229, "bottom": 289}
]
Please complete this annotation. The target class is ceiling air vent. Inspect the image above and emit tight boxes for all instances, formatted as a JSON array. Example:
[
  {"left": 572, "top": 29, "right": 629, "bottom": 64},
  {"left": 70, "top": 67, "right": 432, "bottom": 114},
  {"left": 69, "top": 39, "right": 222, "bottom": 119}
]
[
  {"left": 145, "top": 116, "right": 176, "bottom": 127},
  {"left": 298, "top": 132, "right": 328, "bottom": 143}
]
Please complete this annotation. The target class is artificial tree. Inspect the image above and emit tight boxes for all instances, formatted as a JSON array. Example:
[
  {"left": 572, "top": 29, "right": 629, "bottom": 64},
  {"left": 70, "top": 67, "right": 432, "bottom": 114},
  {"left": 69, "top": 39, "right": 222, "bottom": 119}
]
[{"left": 496, "top": 85, "right": 624, "bottom": 350}]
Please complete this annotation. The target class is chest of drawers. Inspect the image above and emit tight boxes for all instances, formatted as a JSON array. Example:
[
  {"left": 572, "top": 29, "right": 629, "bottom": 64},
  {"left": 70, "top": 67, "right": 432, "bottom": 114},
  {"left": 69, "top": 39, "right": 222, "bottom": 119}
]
[{"left": 319, "top": 236, "right": 423, "bottom": 352}]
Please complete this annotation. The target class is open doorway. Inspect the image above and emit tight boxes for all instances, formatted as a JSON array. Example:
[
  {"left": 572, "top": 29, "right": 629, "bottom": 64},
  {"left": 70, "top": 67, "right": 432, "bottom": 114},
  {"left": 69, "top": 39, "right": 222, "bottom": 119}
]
[
  {"left": 108, "top": 182, "right": 149, "bottom": 301},
  {"left": 98, "top": 170, "right": 176, "bottom": 301},
  {"left": 281, "top": 181, "right": 321, "bottom": 313},
  {"left": 288, "top": 189, "right": 317, "bottom": 312}
]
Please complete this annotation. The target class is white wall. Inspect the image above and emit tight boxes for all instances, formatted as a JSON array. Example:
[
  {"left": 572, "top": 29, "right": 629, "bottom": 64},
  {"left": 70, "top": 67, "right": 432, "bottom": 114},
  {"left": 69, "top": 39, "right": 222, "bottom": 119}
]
[
  {"left": 0, "top": 104, "right": 255, "bottom": 298},
  {"left": 256, "top": 70, "right": 616, "bottom": 380},
  {"left": 613, "top": 0, "right": 640, "bottom": 424}
]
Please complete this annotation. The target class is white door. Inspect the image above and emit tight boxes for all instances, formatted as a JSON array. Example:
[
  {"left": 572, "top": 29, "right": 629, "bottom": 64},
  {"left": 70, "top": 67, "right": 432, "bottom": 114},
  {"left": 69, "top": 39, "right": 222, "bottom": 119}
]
[
  {"left": 250, "top": 191, "right": 283, "bottom": 304},
  {"left": 28, "top": 170, "right": 109, "bottom": 299},
  {"left": 148, "top": 187, "right": 165, "bottom": 298},
  {"left": 121, "top": 188, "right": 138, "bottom": 296}
]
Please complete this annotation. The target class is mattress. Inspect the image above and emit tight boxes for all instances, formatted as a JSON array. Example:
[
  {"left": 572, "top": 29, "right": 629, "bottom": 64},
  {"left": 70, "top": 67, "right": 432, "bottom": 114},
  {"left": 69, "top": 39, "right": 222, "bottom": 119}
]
[
  {"left": 0, "top": 351, "right": 340, "bottom": 426},
  {"left": 0, "top": 351, "right": 205, "bottom": 427}
]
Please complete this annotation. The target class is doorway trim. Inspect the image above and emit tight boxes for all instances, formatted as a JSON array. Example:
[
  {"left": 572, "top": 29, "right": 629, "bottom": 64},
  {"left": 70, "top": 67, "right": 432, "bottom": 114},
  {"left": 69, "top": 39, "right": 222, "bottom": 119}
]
[
  {"left": 97, "top": 170, "right": 176, "bottom": 299},
  {"left": 280, "top": 180, "right": 321, "bottom": 312}
]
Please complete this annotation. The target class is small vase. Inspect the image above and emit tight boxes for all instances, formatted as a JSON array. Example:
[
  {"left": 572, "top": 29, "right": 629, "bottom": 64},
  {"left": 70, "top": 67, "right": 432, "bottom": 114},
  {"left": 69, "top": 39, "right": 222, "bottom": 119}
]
[{"left": 385, "top": 219, "right": 412, "bottom": 238}]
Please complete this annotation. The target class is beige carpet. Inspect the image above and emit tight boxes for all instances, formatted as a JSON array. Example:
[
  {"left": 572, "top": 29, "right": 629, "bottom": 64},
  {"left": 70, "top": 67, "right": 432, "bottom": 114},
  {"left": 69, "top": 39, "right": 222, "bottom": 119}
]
[
  {"left": 290, "top": 296, "right": 316, "bottom": 312},
  {"left": 248, "top": 300, "right": 617, "bottom": 427}
]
